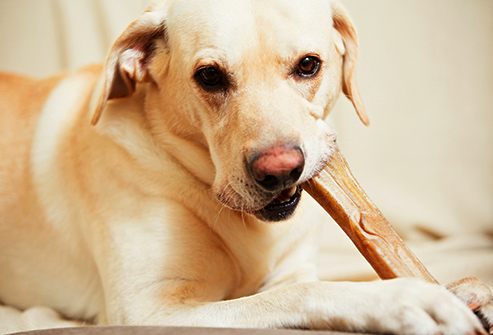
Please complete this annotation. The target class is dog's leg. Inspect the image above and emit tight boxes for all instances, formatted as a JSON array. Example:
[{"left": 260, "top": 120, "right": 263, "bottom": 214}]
[
  {"left": 101, "top": 276, "right": 485, "bottom": 334},
  {"left": 93, "top": 209, "right": 485, "bottom": 334}
]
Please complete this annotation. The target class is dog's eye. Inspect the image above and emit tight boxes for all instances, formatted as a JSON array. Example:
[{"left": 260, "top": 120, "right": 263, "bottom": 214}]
[
  {"left": 195, "top": 66, "right": 225, "bottom": 90},
  {"left": 296, "top": 56, "right": 321, "bottom": 78}
]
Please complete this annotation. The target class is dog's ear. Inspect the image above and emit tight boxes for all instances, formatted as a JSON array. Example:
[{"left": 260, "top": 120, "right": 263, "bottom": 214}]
[
  {"left": 331, "top": 1, "right": 369, "bottom": 126},
  {"left": 92, "top": 12, "right": 166, "bottom": 125}
]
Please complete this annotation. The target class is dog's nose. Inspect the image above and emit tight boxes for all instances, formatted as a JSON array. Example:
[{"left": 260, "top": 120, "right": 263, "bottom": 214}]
[{"left": 249, "top": 145, "right": 305, "bottom": 192}]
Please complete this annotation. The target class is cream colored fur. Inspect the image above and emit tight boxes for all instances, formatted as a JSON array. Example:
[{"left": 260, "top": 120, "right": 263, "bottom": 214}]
[{"left": 0, "top": 0, "right": 491, "bottom": 334}]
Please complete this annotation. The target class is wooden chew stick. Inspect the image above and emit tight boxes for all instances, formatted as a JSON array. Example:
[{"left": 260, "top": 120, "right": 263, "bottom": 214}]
[{"left": 301, "top": 144, "right": 438, "bottom": 283}]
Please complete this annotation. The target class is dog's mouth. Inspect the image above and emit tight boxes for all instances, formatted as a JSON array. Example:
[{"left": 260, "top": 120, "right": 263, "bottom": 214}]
[{"left": 250, "top": 186, "right": 302, "bottom": 222}]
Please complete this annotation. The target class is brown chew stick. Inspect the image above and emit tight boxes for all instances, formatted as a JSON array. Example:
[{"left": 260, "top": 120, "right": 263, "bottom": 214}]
[{"left": 301, "top": 144, "right": 438, "bottom": 283}]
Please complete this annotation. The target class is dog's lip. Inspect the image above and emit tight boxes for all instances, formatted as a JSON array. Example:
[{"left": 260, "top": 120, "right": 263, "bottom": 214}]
[{"left": 249, "top": 186, "right": 302, "bottom": 222}]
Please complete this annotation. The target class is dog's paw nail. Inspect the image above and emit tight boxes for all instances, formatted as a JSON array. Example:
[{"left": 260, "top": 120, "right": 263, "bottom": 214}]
[{"left": 469, "top": 301, "right": 481, "bottom": 312}]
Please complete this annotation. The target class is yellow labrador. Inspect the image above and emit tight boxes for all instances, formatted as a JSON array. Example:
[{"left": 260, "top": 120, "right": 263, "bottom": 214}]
[{"left": 1, "top": 0, "right": 491, "bottom": 333}]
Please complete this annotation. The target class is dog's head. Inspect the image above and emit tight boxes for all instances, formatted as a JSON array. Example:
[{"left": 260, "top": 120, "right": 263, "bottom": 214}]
[{"left": 92, "top": 0, "right": 368, "bottom": 222}]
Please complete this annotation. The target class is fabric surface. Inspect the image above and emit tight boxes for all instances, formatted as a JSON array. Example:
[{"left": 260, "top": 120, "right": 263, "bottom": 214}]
[
  {"left": 9, "top": 326, "right": 362, "bottom": 335},
  {"left": 0, "top": 0, "right": 492, "bottom": 333}
]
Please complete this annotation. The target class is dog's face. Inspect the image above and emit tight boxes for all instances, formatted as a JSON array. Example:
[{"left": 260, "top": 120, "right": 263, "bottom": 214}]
[{"left": 93, "top": 0, "right": 368, "bottom": 222}]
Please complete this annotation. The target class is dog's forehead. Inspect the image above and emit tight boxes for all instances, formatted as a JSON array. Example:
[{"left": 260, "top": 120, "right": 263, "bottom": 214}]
[{"left": 164, "top": 0, "right": 334, "bottom": 66}]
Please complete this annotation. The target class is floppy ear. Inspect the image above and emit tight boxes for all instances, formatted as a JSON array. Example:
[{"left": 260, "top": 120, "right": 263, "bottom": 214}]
[
  {"left": 91, "top": 12, "right": 166, "bottom": 125},
  {"left": 331, "top": 0, "right": 369, "bottom": 126}
]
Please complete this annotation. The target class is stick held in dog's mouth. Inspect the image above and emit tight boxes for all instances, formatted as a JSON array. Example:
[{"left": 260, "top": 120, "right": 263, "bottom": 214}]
[{"left": 301, "top": 144, "right": 438, "bottom": 283}]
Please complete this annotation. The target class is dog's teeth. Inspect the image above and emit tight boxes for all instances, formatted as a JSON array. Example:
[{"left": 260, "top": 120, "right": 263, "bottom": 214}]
[{"left": 271, "top": 186, "right": 298, "bottom": 205}]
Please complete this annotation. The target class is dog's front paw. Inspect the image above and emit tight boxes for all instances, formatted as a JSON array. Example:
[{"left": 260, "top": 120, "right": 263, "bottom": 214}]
[
  {"left": 447, "top": 277, "right": 493, "bottom": 334},
  {"left": 349, "top": 278, "right": 487, "bottom": 335}
]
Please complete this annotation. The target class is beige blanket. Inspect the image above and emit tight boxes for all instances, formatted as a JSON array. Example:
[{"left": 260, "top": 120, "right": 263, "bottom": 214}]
[{"left": 1, "top": 0, "right": 492, "bottom": 333}]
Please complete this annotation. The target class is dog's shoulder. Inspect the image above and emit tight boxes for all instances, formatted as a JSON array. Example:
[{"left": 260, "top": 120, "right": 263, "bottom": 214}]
[
  {"left": 0, "top": 64, "right": 103, "bottom": 111},
  {"left": 0, "top": 70, "right": 72, "bottom": 116}
]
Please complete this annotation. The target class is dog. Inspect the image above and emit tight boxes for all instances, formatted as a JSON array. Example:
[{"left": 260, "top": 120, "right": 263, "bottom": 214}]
[{"left": 1, "top": 0, "right": 492, "bottom": 333}]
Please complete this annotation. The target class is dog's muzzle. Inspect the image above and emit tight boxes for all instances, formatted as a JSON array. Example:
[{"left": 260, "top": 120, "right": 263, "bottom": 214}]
[{"left": 247, "top": 145, "right": 305, "bottom": 222}]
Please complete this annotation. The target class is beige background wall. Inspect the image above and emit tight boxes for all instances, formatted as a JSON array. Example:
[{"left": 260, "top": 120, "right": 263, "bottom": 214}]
[
  {"left": 333, "top": 0, "right": 493, "bottom": 239},
  {"left": 0, "top": 0, "right": 492, "bottom": 270}
]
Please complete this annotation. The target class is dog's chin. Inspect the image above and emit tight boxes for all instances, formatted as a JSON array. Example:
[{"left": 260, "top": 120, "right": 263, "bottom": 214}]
[
  {"left": 249, "top": 186, "right": 303, "bottom": 222},
  {"left": 216, "top": 182, "right": 304, "bottom": 222}
]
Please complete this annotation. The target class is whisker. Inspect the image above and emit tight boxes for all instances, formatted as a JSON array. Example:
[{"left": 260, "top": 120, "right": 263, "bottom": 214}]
[{"left": 240, "top": 204, "right": 248, "bottom": 231}]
